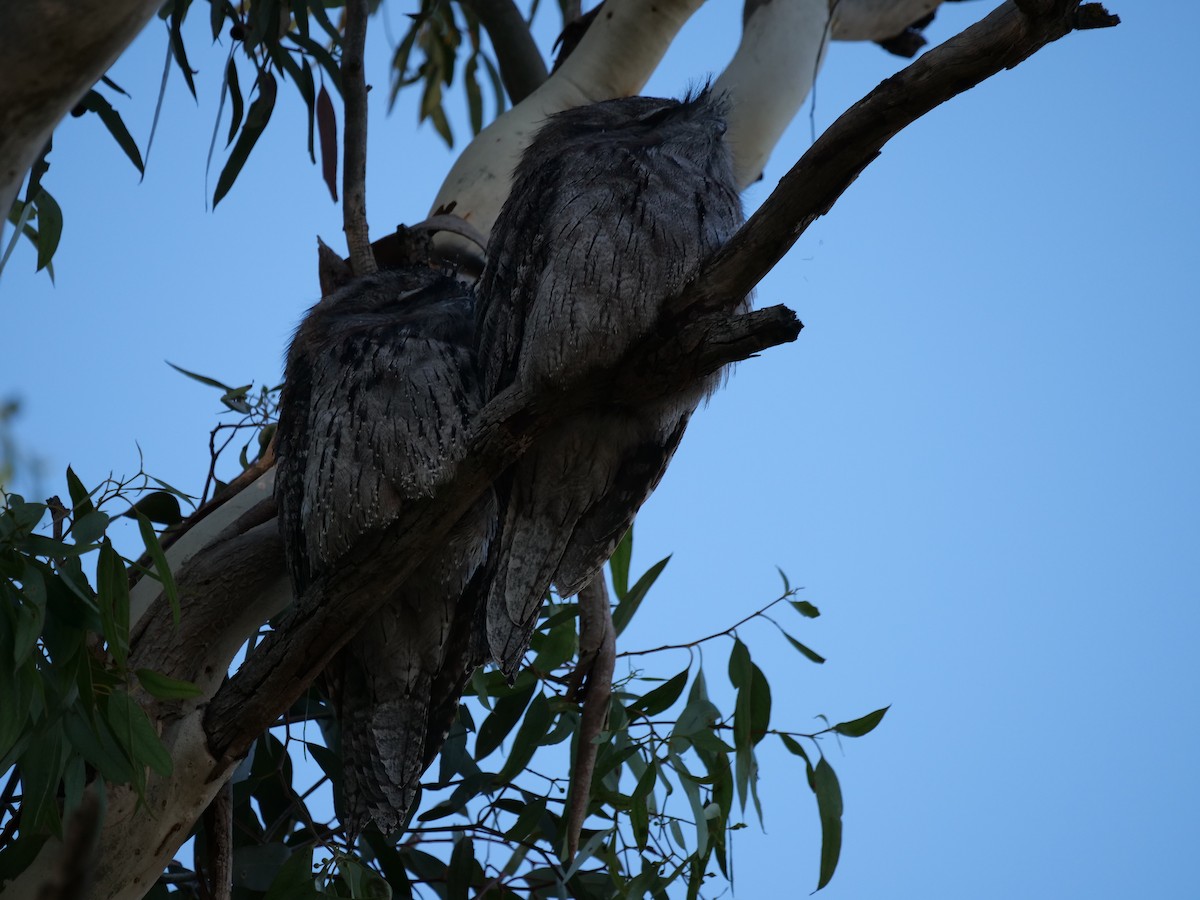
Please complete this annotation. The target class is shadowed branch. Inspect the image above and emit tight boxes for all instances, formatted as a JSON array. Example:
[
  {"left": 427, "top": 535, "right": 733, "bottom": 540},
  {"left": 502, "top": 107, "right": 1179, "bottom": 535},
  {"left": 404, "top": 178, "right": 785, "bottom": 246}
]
[{"left": 462, "top": 0, "right": 549, "bottom": 103}]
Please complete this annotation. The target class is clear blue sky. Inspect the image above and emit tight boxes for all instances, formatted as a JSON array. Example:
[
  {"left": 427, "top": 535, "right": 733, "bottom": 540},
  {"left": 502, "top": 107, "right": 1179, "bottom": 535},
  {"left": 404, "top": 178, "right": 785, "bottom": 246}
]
[{"left": 3, "top": 2, "right": 1196, "bottom": 897}]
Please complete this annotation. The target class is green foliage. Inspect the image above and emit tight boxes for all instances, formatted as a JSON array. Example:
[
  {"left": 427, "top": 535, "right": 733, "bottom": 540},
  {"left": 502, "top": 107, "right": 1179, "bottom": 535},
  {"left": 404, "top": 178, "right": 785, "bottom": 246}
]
[
  {"left": 1, "top": 430, "right": 887, "bottom": 895},
  {"left": 392, "top": 0, "right": 507, "bottom": 146},
  {"left": 0, "top": 143, "right": 59, "bottom": 283},
  {"left": 140, "top": 527, "right": 886, "bottom": 899},
  {"left": 6, "top": 0, "right": 533, "bottom": 276},
  {"left": 0, "top": 468, "right": 198, "bottom": 879}
]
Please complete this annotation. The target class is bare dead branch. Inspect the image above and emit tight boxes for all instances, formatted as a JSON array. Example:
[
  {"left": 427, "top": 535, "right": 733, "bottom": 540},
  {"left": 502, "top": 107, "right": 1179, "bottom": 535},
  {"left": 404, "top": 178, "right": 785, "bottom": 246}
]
[
  {"left": 462, "top": 0, "right": 549, "bottom": 103},
  {"left": 206, "top": 0, "right": 1121, "bottom": 764},
  {"left": 687, "top": 0, "right": 1120, "bottom": 316},
  {"left": 202, "top": 0, "right": 1121, "bottom": 769},
  {"left": 564, "top": 576, "right": 616, "bottom": 860},
  {"left": 342, "top": 0, "right": 376, "bottom": 275}
]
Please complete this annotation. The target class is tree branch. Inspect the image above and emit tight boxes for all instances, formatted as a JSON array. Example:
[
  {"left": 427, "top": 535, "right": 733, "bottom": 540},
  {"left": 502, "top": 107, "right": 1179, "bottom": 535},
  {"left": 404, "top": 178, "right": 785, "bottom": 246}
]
[
  {"left": 28, "top": 5, "right": 1117, "bottom": 896},
  {"left": 830, "top": 0, "right": 943, "bottom": 41},
  {"left": 342, "top": 0, "right": 376, "bottom": 275},
  {"left": 204, "top": 302, "right": 800, "bottom": 762},
  {"left": 715, "top": 0, "right": 832, "bottom": 189},
  {"left": 462, "top": 0, "right": 549, "bottom": 104},
  {"left": 688, "top": 0, "right": 1120, "bottom": 316},
  {"left": 197, "top": 781, "right": 233, "bottom": 900},
  {"left": 0, "top": 1, "right": 163, "bottom": 231},
  {"left": 429, "top": 0, "right": 706, "bottom": 259},
  {"left": 166, "top": 0, "right": 1115, "bottom": 812},
  {"left": 564, "top": 577, "right": 616, "bottom": 860}
]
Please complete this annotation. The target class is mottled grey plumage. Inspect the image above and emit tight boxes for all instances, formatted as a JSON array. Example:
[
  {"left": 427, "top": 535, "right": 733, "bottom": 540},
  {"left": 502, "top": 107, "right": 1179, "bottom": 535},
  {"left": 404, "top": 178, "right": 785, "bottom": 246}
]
[
  {"left": 477, "top": 91, "right": 745, "bottom": 675},
  {"left": 275, "top": 267, "right": 496, "bottom": 834}
]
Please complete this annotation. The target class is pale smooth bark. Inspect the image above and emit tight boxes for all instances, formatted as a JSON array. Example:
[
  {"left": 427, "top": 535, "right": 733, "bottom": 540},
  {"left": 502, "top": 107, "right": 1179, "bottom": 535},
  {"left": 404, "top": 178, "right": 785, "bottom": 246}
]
[
  {"left": 429, "top": 0, "right": 707, "bottom": 260},
  {"left": 716, "top": 0, "right": 833, "bottom": 189},
  {"left": 129, "top": 470, "right": 278, "bottom": 626}
]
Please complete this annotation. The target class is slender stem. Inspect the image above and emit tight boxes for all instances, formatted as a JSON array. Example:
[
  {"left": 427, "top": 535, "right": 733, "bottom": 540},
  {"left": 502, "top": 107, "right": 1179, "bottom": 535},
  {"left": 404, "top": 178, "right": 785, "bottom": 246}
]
[
  {"left": 617, "top": 594, "right": 792, "bottom": 658},
  {"left": 341, "top": 0, "right": 376, "bottom": 275}
]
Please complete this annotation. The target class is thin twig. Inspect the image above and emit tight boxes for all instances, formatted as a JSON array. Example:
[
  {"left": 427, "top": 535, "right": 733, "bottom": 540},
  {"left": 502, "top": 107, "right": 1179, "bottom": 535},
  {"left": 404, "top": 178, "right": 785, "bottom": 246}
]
[
  {"left": 341, "top": 0, "right": 376, "bottom": 275},
  {"left": 616, "top": 594, "right": 792, "bottom": 658}
]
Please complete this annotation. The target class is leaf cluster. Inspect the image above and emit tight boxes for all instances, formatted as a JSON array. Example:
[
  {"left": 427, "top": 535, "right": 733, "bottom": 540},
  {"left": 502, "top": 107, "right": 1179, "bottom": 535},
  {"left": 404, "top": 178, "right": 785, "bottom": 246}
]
[
  {"left": 4, "top": 0, "right": 528, "bottom": 278},
  {"left": 138, "top": 530, "right": 886, "bottom": 899},
  {"left": 1, "top": 374, "right": 889, "bottom": 897},
  {"left": 0, "top": 468, "right": 196, "bottom": 881}
]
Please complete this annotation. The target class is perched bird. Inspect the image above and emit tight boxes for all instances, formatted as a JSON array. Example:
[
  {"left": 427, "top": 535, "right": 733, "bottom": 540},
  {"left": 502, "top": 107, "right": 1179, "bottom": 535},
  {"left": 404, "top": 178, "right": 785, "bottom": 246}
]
[
  {"left": 275, "top": 266, "right": 497, "bottom": 834},
  {"left": 476, "top": 90, "right": 745, "bottom": 675}
]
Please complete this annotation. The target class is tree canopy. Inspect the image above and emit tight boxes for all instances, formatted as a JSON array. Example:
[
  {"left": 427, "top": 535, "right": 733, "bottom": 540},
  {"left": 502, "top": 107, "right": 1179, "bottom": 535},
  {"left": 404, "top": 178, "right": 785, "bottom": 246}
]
[{"left": 9, "top": 5, "right": 1190, "bottom": 900}]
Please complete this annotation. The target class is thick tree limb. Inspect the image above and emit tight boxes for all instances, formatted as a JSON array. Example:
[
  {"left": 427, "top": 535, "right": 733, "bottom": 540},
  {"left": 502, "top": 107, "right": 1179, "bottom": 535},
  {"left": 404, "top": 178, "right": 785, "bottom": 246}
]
[
  {"left": 831, "top": 0, "right": 944, "bottom": 41},
  {"left": 129, "top": 470, "right": 279, "bottom": 628},
  {"left": 462, "top": 0, "right": 549, "bottom": 103},
  {"left": 342, "top": 0, "right": 376, "bottom": 275},
  {"left": 0, "top": 1, "right": 163, "bottom": 231},
  {"left": 204, "top": 304, "right": 801, "bottom": 762},
  {"left": 132, "top": 512, "right": 290, "bottom": 706},
  {"left": 429, "top": 0, "right": 706, "bottom": 259},
  {"left": 715, "top": 0, "right": 832, "bottom": 189},
  {"left": 564, "top": 577, "right": 616, "bottom": 860}
]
